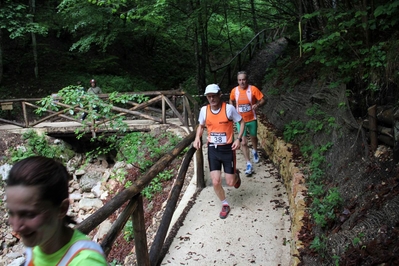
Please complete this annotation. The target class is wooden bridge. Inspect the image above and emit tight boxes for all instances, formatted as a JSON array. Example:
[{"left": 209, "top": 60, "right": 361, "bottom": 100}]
[{"left": 0, "top": 90, "right": 199, "bottom": 137}]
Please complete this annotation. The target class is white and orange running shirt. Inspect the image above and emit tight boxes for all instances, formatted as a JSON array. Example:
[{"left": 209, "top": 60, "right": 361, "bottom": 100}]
[
  {"left": 230, "top": 85, "right": 264, "bottom": 122},
  {"left": 198, "top": 102, "right": 241, "bottom": 145}
]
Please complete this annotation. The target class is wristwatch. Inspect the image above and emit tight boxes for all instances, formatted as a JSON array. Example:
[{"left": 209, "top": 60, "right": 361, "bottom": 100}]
[{"left": 238, "top": 138, "right": 242, "bottom": 142}]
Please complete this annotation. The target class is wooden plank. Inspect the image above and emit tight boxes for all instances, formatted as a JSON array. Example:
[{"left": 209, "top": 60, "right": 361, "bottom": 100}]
[
  {"left": 162, "top": 96, "right": 166, "bottom": 124},
  {"left": 368, "top": 105, "right": 377, "bottom": 152},
  {"left": 0, "top": 117, "right": 24, "bottom": 127},
  {"left": 1, "top": 102, "right": 13, "bottom": 110},
  {"left": 184, "top": 92, "right": 199, "bottom": 121},
  {"left": 362, "top": 119, "right": 393, "bottom": 137},
  {"left": 130, "top": 95, "right": 162, "bottom": 111},
  {"left": 196, "top": 145, "right": 205, "bottom": 188},
  {"left": 183, "top": 96, "right": 194, "bottom": 130},
  {"left": 101, "top": 198, "right": 138, "bottom": 256},
  {"left": 132, "top": 194, "right": 150, "bottom": 266},
  {"left": 394, "top": 120, "right": 399, "bottom": 162},
  {"left": 163, "top": 96, "right": 184, "bottom": 124},
  {"left": 24, "top": 102, "right": 80, "bottom": 126},
  {"left": 22, "top": 102, "right": 28, "bottom": 127},
  {"left": 111, "top": 105, "right": 162, "bottom": 123}
]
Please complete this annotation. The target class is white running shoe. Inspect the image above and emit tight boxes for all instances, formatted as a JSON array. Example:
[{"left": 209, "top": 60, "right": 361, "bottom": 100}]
[
  {"left": 245, "top": 163, "right": 253, "bottom": 175},
  {"left": 252, "top": 149, "right": 259, "bottom": 163}
]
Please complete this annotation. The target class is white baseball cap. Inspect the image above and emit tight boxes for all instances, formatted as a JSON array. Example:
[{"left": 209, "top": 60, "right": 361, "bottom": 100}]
[{"left": 204, "top": 84, "right": 221, "bottom": 95}]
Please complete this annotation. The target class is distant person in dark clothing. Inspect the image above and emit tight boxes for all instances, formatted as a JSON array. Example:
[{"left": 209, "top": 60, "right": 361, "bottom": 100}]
[
  {"left": 81, "top": 79, "right": 102, "bottom": 121},
  {"left": 87, "top": 79, "right": 102, "bottom": 94},
  {"left": 76, "top": 81, "right": 85, "bottom": 93}
]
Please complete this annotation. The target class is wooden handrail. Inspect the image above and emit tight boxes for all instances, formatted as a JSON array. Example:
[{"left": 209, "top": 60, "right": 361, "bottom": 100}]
[
  {"left": 0, "top": 91, "right": 199, "bottom": 131},
  {"left": 73, "top": 130, "right": 198, "bottom": 265},
  {"left": 75, "top": 130, "right": 196, "bottom": 234}
]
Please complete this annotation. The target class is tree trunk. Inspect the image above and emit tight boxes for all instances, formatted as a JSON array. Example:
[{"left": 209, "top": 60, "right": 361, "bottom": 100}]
[
  {"left": 29, "top": 0, "right": 39, "bottom": 78},
  {"left": 223, "top": 1, "right": 234, "bottom": 56},
  {"left": 394, "top": 120, "right": 399, "bottom": 162},
  {"left": 361, "top": 0, "right": 371, "bottom": 47},
  {"left": 368, "top": 105, "right": 377, "bottom": 152},
  {"left": 249, "top": 0, "right": 258, "bottom": 33},
  {"left": 0, "top": 0, "right": 3, "bottom": 84},
  {"left": 192, "top": 0, "right": 207, "bottom": 95},
  {"left": 0, "top": 29, "right": 3, "bottom": 84}
]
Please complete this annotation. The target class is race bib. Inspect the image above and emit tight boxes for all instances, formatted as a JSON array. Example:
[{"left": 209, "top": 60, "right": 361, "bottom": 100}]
[
  {"left": 238, "top": 104, "right": 251, "bottom": 113},
  {"left": 210, "top": 132, "right": 227, "bottom": 144}
]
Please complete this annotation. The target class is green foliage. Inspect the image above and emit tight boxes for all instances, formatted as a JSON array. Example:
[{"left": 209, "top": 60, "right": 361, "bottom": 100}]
[
  {"left": 110, "top": 168, "right": 128, "bottom": 183},
  {"left": 109, "top": 260, "right": 123, "bottom": 266},
  {"left": 100, "top": 75, "right": 158, "bottom": 93},
  {"left": 115, "top": 131, "right": 181, "bottom": 201},
  {"left": 0, "top": 0, "right": 48, "bottom": 39},
  {"left": 142, "top": 169, "right": 174, "bottom": 201},
  {"left": 123, "top": 220, "right": 134, "bottom": 242},
  {"left": 374, "top": 1, "right": 399, "bottom": 29},
  {"left": 283, "top": 105, "right": 337, "bottom": 143},
  {"left": 156, "top": 169, "right": 174, "bottom": 181},
  {"left": 311, "top": 187, "right": 343, "bottom": 228},
  {"left": 35, "top": 86, "right": 146, "bottom": 140},
  {"left": 108, "top": 91, "right": 148, "bottom": 104},
  {"left": 283, "top": 121, "right": 305, "bottom": 142},
  {"left": 301, "top": 2, "right": 399, "bottom": 94},
  {"left": 332, "top": 255, "right": 340, "bottom": 266},
  {"left": 117, "top": 131, "right": 182, "bottom": 169},
  {"left": 10, "top": 130, "right": 64, "bottom": 163},
  {"left": 264, "top": 53, "right": 298, "bottom": 92},
  {"left": 310, "top": 235, "right": 327, "bottom": 255},
  {"left": 124, "top": 180, "right": 133, "bottom": 189},
  {"left": 352, "top": 232, "right": 365, "bottom": 246},
  {"left": 58, "top": 0, "right": 119, "bottom": 52}
]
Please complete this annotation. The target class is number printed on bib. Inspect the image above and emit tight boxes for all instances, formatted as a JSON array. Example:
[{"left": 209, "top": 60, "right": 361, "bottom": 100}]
[
  {"left": 210, "top": 132, "right": 227, "bottom": 144},
  {"left": 238, "top": 104, "right": 251, "bottom": 113}
]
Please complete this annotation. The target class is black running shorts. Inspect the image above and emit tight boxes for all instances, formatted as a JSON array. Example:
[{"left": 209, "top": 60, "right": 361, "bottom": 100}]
[{"left": 207, "top": 143, "right": 236, "bottom": 174}]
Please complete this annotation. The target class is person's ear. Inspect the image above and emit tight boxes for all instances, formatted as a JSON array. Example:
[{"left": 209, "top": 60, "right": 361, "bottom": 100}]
[{"left": 58, "top": 198, "right": 70, "bottom": 219}]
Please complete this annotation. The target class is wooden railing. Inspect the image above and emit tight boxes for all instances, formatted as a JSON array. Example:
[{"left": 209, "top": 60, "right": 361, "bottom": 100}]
[
  {"left": 210, "top": 27, "right": 286, "bottom": 89},
  {"left": 364, "top": 105, "right": 399, "bottom": 162},
  {"left": 76, "top": 132, "right": 205, "bottom": 265},
  {"left": 0, "top": 90, "right": 199, "bottom": 135}
]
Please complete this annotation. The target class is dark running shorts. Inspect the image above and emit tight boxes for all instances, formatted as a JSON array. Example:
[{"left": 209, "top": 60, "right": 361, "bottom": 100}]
[{"left": 207, "top": 143, "right": 236, "bottom": 174}]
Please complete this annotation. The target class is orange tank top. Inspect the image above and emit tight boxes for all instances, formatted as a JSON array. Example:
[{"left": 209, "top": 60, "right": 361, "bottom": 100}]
[{"left": 205, "top": 102, "right": 234, "bottom": 145}]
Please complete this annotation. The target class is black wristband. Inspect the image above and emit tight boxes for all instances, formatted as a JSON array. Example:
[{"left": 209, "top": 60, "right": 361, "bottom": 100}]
[{"left": 239, "top": 138, "right": 242, "bottom": 142}]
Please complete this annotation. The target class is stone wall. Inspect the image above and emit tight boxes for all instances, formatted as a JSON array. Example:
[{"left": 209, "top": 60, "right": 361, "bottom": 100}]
[{"left": 258, "top": 122, "right": 306, "bottom": 266}]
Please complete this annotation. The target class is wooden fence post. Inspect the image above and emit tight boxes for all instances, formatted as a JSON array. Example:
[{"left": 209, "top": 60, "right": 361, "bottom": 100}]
[
  {"left": 368, "top": 105, "right": 377, "bottom": 152},
  {"left": 22, "top": 102, "right": 28, "bottom": 127},
  {"left": 101, "top": 198, "right": 138, "bottom": 256},
  {"left": 196, "top": 145, "right": 205, "bottom": 188},
  {"left": 133, "top": 194, "right": 150, "bottom": 266},
  {"left": 393, "top": 108, "right": 399, "bottom": 162},
  {"left": 162, "top": 95, "right": 166, "bottom": 123}
]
